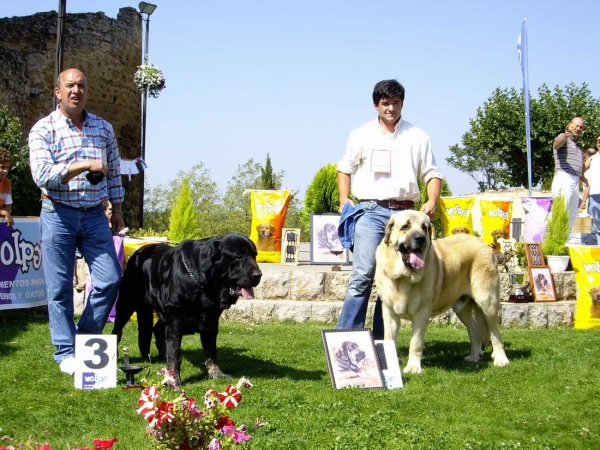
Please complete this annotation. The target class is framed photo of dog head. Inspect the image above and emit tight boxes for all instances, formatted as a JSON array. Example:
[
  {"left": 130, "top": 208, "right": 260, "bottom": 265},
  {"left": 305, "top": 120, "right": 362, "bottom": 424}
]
[
  {"left": 321, "top": 329, "right": 385, "bottom": 389},
  {"left": 309, "top": 213, "right": 349, "bottom": 265},
  {"left": 529, "top": 267, "right": 557, "bottom": 302}
]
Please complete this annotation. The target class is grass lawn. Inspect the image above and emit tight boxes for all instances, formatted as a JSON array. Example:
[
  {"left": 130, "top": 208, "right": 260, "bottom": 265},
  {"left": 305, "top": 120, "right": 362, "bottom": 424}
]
[{"left": 0, "top": 307, "right": 599, "bottom": 449}]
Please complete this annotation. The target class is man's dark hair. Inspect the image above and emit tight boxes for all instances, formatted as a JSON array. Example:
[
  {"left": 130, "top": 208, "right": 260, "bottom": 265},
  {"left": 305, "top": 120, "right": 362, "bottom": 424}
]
[{"left": 372, "top": 79, "right": 405, "bottom": 105}]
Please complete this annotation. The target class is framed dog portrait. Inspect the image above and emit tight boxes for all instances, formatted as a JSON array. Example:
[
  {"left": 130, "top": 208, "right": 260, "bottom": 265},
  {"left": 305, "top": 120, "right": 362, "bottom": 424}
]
[
  {"left": 321, "top": 329, "right": 385, "bottom": 389},
  {"left": 309, "top": 214, "right": 349, "bottom": 265},
  {"left": 529, "top": 267, "right": 557, "bottom": 302}
]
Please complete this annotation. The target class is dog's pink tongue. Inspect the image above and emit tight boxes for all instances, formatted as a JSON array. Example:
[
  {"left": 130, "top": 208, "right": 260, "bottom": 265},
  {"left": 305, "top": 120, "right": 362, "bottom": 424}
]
[
  {"left": 241, "top": 287, "right": 255, "bottom": 299},
  {"left": 409, "top": 252, "right": 425, "bottom": 270}
]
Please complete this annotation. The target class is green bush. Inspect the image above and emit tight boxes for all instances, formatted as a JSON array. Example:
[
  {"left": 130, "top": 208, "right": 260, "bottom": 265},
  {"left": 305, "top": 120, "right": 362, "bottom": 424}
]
[
  {"left": 299, "top": 163, "right": 340, "bottom": 234},
  {"left": 541, "top": 196, "right": 570, "bottom": 256},
  {"left": 0, "top": 106, "right": 40, "bottom": 216},
  {"left": 167, "top": 178, "right": 201, "bottom": 242}
]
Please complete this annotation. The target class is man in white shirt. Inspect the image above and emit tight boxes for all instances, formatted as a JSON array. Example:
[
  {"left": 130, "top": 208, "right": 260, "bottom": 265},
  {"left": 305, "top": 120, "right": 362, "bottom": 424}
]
[{"left": 336, "top": 79, "right": 442, "bottom": 338}]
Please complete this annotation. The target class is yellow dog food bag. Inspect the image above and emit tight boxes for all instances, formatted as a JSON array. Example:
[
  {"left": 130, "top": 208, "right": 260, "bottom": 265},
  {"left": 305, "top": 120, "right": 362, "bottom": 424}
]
[
  {"left": 569, "top": 245, "right": 600, "bottom": 329},
  {"left": 480, "top": 199, "right": 513, "bottom": 247},
  {"left": 249, "top": 189, "right": 292, "bottom": 263},
  {"left": 438, "top": 197, "right": 475, "bottom": 236}
]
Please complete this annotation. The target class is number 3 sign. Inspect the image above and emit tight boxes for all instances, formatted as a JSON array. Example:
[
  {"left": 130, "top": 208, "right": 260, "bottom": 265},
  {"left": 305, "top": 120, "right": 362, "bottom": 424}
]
[{"left": 74, "top": 335, "right": 117, "bottom": 389}]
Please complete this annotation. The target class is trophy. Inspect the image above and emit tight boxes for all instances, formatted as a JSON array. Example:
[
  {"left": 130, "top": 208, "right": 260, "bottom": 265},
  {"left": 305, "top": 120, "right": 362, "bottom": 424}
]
[
  {"left": 119, "top": 347, "right": 145, "bottom": 389},
  {"left": 508, "top": 271, "right": 528, "bottom": 303},
  {"left": 329, "top": 239, "right": 344, "bottom": 272}
]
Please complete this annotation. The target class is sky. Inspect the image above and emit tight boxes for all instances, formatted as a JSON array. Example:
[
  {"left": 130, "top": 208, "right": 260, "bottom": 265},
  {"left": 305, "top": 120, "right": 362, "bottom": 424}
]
[{"left": 3, "top": 0, "right": 600, "bottom": 201}]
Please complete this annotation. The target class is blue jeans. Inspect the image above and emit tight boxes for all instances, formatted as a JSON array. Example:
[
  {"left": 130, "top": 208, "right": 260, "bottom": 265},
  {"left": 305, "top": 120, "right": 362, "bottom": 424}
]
[
  {"left": 589, "top": 193, "right": 600, "bottom": 234},
  {"left": 337, "top": 202, "right": 395, "bottom": 339},
  {"left": 40, "top": 199, "right": 121, "bottom": 362}
]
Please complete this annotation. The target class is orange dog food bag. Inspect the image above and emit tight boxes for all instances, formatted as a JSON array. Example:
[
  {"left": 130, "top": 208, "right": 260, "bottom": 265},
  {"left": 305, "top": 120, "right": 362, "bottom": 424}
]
[
  {"left": 480, "top": 199, "right": 513, "bottom": 247},
  {"left": 249, "top": 189, "right": 292, "bottom": 263}
]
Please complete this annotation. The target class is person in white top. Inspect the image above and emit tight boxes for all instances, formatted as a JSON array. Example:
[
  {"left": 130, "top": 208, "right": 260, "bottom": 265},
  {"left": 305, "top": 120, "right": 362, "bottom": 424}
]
[
  {"left": 582, "top": 136, "right": 600, "bottom": 234},
  {"left": 336, "top": 79, "right": 442, "bottom": 338}
]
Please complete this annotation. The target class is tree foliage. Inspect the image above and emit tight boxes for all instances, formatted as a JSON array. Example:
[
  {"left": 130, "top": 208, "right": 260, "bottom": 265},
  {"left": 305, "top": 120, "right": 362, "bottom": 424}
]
[
  {"left": 0, "top": 106, "right": 40, "bottom": 215},
  {"left": 260, "top": 153, "right": 277, "bottom": 190},
  {"left": 143, "top": 158, "right": 303, "bottom": 239},
  {"left": 299, "top": 163, "right": 339, "bottom": 235},
  {"left": 447, "top": 83, "right": 600, "bottom": 191},
  {"left": 144, "top": 163, "right": 221, "bottom": 237},
  {"left": 167, "top": 178, "right": 201, "bottom": 242},
  {"left": 416, "top": 178, "right": 452, "bottom": 238}
]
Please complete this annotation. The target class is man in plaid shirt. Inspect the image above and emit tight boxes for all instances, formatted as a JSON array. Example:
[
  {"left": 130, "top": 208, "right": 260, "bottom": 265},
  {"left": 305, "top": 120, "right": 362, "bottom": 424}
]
[{"left": 29, "top": 68, "right": 125, "bottom": 375}]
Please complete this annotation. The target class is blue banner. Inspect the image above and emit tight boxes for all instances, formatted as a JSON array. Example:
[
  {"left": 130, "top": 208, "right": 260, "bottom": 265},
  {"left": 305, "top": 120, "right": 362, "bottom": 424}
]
[
  {"left": 0, "top": 217, "right": 46, "bottom": 310},
  {"left": 517, "top": 18, "right": 533, "bottom": 196}
]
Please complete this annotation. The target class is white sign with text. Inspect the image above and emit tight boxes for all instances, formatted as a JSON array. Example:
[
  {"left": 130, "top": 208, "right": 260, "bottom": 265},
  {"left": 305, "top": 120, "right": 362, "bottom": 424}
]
[{"left": 74, "top": 335, "right": 117, "bottom": 389}]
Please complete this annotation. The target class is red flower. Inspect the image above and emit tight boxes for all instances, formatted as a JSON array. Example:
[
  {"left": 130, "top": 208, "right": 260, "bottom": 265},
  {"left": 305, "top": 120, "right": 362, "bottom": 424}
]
[
  {"left": 217, "top": 385, "right": 241, "bottom": 408},
  {"left": 155, "top": 400, "right": 175, "bottom": 427},
  {"left": 92, "top": 437, "right": 118, "bottom": 449},
  {"left": 214, "top": 415, "right": 235, "bottom": 430}
]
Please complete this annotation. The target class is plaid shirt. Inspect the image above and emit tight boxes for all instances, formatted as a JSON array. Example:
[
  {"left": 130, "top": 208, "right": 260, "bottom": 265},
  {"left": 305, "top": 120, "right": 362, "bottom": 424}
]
[{"left": 29, "top": 109, "right": 125, "bottom": 208}]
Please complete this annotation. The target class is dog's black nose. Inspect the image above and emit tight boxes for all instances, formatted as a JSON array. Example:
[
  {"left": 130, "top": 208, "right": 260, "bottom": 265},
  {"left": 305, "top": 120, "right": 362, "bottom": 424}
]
[
  {"left": 251, "top": 271, "right": 262, "bottom": 286},
  {"left": 414, "top": 234, "right": 426, "bottom": 247}
]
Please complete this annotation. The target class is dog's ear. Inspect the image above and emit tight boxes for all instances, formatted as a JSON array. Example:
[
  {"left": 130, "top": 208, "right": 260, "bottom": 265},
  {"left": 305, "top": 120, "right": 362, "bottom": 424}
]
[
  {"left": 269, "top": 224, "right": 275, "bottom": 233},
  {"left": 335, "top": 343, "right": 350, "bottom": 362},
  {"left": 199, "top": 240, "right": 222, "bottom": 278},
  {"left": 383, "top": 218, "right": 394, "bottom": 244}
]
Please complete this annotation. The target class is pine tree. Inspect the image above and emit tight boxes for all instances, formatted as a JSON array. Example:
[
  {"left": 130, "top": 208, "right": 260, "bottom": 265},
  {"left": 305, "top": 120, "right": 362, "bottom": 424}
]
[
  {"left": 260, "top": 153, "right": 277, "bottom": 190},
  {"left": 168, "top": 178, "right": 201, "bottom": 242}
]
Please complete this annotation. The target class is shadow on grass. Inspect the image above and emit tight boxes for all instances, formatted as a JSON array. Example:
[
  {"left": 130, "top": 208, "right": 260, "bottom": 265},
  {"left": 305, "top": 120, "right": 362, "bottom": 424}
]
[
  {"left": 121, "top": 345, "right": 327, "bottom": 385},
  {"left": 397, "top": 339, "right": 531, "bottom": 372},
  {"left": 179, "top": 346, "right": 327, "bottom": 384},
  {"left": 0, "top": 307, "right": 49, "bottom": 357}
]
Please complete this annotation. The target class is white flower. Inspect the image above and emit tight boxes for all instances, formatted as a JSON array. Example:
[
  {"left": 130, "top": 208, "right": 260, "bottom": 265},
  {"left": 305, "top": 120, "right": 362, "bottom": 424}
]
[{"left": 134, "top": 59, "right": 166, "bottom": 98}]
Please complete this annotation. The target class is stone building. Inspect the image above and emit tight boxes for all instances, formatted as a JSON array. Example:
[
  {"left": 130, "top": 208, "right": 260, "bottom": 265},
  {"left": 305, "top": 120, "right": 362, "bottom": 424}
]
[{"left": 0, "top": 7, "right": 143, "bottom": 227}]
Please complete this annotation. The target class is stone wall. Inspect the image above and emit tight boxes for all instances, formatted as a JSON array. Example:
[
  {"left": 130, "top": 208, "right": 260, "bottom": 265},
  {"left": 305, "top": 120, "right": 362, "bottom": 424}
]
[{"left": 0, "top": 7, "right": 143, "bottom": 227}]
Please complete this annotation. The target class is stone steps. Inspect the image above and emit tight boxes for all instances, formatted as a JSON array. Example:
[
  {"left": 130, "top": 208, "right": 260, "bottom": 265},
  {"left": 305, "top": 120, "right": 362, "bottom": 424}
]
[
  {"left": 222, "top": 299, "right": 576, "bottom": 328},
  {"left": 221, "top": 269, "right": 577, "bottom": 328},
  {"left": 75, "top": 246, "right": 578, "bottom": 327}
]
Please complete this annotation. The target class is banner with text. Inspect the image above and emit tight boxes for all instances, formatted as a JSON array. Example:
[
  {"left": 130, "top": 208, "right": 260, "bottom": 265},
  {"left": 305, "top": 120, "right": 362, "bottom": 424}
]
[{"left": 0, "top": 217, "right": 46, "bottom": 310}]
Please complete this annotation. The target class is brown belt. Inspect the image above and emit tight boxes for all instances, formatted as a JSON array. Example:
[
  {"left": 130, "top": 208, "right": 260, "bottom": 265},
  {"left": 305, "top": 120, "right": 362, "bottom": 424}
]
[
  {"left": 41, "top": 192, "right": 101, "bottom": 211},
  {"left": 361, "top": 199, "right": 415, "bottom": 210}
]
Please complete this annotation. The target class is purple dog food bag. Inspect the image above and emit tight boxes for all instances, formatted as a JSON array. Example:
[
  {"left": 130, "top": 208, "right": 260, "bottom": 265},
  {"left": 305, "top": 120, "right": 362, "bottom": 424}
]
[{"left": 521, "top": 197, "right": 553, "bottom": 243}]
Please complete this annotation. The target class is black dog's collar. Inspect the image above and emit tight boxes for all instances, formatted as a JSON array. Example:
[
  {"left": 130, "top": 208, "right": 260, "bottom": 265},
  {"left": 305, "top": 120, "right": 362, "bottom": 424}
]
[{"left": 181, "top": 255, "right": 201, "bottom": 286}]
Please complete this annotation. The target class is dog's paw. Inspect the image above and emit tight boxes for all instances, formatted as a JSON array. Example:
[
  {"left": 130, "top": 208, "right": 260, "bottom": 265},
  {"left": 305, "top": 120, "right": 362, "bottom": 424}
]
[
  {"left": 206, "top": 362, "right": 233, "bottom": 380},
  {"left": 403, "top": 358, "right": 422, "bottom": 374},
  {"left": 492, "top": 352, "right": 510, "bottom": 367},
  {"left": 464, "top": 352, "right": 483, "bottom": 363}
]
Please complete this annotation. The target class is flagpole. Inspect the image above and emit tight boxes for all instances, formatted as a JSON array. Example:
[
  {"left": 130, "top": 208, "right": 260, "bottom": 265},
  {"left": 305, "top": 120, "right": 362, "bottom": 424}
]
[{"left": 517, "top": 18, "right": 533, "bottom": 196}]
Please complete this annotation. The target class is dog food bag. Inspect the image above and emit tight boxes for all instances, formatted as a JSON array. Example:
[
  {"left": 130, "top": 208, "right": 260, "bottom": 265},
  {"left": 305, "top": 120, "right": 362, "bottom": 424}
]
[
  {"left": 480, "top": 199, "right": 513, "bottom": 247},
  {"left": 438, "top": 197, "right": 475, "bottom": 236},
  {"left": 249, "top": 189, "right": 292, "bottom": 263},
  {"left": 569, "top": 245, "right": 600, "bottom": 329},
  {"left": 521, "top": 197, "right": 552, "bottom": 243}
]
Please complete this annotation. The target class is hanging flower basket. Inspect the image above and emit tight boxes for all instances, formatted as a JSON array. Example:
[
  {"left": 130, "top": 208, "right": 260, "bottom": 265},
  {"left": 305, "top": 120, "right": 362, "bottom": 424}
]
[{"left": 134, "top": 60, "right": 166, "bottom": 98}]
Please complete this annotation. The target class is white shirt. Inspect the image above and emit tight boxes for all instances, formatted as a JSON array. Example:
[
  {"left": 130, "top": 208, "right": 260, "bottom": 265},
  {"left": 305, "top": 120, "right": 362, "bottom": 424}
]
[
  {"left": 337, "top": 118, "right": 442, "bottom": 202},
  {"left": 584, "top": 153, "right": 600, "bottom": 195}
]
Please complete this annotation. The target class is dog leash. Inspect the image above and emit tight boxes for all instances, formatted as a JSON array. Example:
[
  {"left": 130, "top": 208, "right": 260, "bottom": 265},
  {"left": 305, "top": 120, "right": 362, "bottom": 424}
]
[{"left": 181, "top": 254, "right": 201, "bottom": 286}]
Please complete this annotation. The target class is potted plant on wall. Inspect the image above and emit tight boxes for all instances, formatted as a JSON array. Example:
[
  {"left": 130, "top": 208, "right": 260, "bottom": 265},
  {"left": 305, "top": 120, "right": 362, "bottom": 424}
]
[{"left": 541, "top": 196, "right": 571, "bottom": 272}]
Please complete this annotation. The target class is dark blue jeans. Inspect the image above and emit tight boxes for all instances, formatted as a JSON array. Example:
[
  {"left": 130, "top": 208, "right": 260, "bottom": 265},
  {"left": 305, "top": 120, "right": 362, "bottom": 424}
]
[
  {"left": 40, "top": 199, "right": 121, "bottom": 362},
  {"left": 336, "top": 202, "right": 394, "bottom": 339}
]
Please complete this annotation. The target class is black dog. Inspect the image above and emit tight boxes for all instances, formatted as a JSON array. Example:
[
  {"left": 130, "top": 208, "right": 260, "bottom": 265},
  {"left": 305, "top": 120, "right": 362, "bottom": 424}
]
[{"left": 112, "top": 233, "right": 262, "bottom": 385}]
